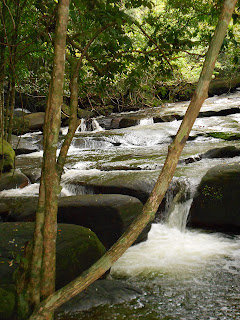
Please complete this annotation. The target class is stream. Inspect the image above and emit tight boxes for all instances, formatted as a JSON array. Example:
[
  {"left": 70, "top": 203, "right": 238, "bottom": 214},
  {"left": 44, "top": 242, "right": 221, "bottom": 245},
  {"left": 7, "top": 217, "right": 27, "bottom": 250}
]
[{"left": 2, "top": 91, "right": 240, "bottom": 319}]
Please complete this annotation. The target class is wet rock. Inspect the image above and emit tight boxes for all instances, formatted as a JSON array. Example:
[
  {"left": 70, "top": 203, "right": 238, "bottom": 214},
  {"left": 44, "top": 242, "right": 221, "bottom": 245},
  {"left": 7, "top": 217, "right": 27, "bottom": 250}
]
[
  {"left": 188, "top": 162, "right": 240, "bottom": 232},
  {"left": 206, "top": 132, "right": 240, "bottom": 140},
  {"left": 0, "top": 169, "right": 30, "bottom": 191},
  {"left": 4, "top": 194, "right": 148, "bottom": 249},
  {"left": 201, "top": 146, "right": 240, "bottom": 159},
  {"left": 21, "top": 168, "right": 41, "bottom": 183},
  {"left": 0, "top": 140, "right": 15, "bottom": 173},
  {"left": 57, "top": 279, "right": 142, "bottom": 314},
  {"left": 10, "top": 135, "right": 39, "bottom": 155},
  {"left": 119, "top": 118, "right": 139, "bottom": 129},
  {"left": 0, "top": 223, "right": 106, "bottom": 290}
]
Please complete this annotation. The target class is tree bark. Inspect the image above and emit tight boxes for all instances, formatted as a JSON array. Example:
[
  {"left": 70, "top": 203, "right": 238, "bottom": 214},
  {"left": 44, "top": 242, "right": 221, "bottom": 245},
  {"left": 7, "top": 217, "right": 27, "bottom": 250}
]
[
  {"left": 28, "top": 0, "right": 237, "bottom": 319},
  {"left": 25, "top": 0, "right": 70, "bottom": 318}
]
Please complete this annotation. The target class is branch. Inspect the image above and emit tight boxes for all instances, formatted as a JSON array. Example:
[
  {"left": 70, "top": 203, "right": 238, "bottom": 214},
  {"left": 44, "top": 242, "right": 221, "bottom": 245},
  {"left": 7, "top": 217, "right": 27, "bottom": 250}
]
[{"left": 134, "top": 23, "right": 174, "bottom": 71}]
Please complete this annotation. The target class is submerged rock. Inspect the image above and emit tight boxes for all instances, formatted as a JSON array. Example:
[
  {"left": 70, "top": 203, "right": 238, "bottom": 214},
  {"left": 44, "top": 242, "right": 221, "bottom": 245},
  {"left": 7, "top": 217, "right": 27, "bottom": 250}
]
[
  {"left": 57, "top": 279, "right": 142, "bottom": 314},
  {"left": 188, "top": 162, "right": 240, "bottom": 232}
]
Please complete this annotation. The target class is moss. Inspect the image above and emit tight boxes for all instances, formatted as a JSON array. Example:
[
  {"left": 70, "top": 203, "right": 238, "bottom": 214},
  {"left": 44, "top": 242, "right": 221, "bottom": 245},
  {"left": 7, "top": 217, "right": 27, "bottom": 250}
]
[
  {"left": 206, "top": 132, "right": 240, "bottom": 141},
  {"left": 0, "top": 287, "right": 16, "bottom": 319},
  {"left": 201, "top": 185, "right": 223, "bottom": 201},
  {"left": 0, "top": 140, "right": 15, "bottom": 172}
]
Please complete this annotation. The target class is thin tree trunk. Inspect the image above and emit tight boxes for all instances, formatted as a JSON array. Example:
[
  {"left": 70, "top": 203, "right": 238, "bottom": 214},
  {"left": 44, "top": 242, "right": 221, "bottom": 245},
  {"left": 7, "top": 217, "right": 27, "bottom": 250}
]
[
  {"left": 40, "top": 0, "right": 70, "bottom": 299},
  {"left": 28, "top": 1, "right": 237, "bottom": 319},
  {"left": 7, "top": 76, "right": 15, "bottom": 143},
  {"left": 57, "top": 57, "right": 78, "bottom": 176}
]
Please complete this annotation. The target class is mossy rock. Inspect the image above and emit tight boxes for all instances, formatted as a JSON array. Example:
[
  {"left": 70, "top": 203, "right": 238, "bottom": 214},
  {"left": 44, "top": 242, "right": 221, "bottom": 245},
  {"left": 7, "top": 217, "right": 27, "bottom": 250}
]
[
  {"left": 188, "top": 162, "right": 240, "bottom": 232},
  {"left": 0, "top": 223, "right": 106, "bottom": 290},
  {"left": 0, "top": 140, "right": 15, "bottom": 172},
  {"left": 206, "top": 132, "right": 240, "bottom": 141},
  {"left": 0, "top": 286, "right": 16, "bottom": 320}
]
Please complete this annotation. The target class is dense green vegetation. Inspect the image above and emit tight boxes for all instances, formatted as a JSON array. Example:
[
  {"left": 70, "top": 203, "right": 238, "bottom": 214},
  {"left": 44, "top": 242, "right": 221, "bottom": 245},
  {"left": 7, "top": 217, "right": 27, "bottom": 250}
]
[{"left": 1, "top": 0, "right": 240, "bottom": 118}]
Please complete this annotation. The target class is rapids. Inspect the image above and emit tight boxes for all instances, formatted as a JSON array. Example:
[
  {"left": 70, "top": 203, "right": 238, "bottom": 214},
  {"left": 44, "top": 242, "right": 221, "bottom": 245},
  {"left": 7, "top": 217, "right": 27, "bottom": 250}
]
[{"left": 2, "top": 91, "right": 240, "bottom": 319}]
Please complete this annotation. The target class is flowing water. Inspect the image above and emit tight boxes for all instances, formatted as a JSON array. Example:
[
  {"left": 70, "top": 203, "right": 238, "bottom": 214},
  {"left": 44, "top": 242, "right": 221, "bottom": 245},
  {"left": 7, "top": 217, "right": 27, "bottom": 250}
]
[{"left": 2, "top": 91, "right": 240, "bottom": 319}]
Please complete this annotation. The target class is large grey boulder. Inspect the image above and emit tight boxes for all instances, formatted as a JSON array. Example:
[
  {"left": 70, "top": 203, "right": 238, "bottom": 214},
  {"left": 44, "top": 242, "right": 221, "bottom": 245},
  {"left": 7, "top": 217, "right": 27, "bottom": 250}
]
[
  {"left": 188, "top": 162, "right": 240, "bottom": 232},
  {"left": 2, "top": 194, "right": 148, "bottom": 249}
]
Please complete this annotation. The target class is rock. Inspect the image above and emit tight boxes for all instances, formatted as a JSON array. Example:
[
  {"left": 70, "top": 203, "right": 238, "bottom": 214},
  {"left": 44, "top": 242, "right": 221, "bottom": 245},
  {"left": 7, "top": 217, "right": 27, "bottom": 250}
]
[
  {"left": 57, "top": 194, "right": 146, "bottom": 249},
  {"left": 0, "top": 140, "right": 15, "bottom": 172},
  {"left": 206, "top": 132, "right": 240, "bottom": 140},
  {"left": 0, "top": 223, "right": 106, "bottom": 290},
  {"left": 0, "top": 169, "right": 30, "bottom": 191},
  {"left": 119, "top": 118, "right": 139, "bottom": 128},
  {"left": 179, "top": 146, "right": 240, "bottom": 165},
  {"left": 4, "top": 194, "right": 148, "bottom": 249},
  {"left": 201, "top": 146, "right": 240, "bottom": 159},
  {"left": 57, "top": 279, "right": 142, "bottom": 314},
  {"left": 23, "top": 112, "right": 45, "bottom": 131},
  {"left": 21, "top": 168, "right": 41, "bottom": 183},
  {"left": 188, "top": 162, "right": 240, "bottom": 232},
  {"left": 10, "top": 135, "right": 39, "bottom": 155},
  {"left": 63, "top": 170, "right": 158, "bottom": 204}
]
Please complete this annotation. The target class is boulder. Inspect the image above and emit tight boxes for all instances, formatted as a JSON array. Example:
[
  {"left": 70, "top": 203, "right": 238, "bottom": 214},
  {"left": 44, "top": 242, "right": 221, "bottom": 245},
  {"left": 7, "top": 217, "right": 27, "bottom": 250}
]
[
  {"left": 188, "top": 162, "right": 240, "bottom": 232},
  {"left": 0, "top": 223, "right": 106, "bottom": 290},
  {"left": 0, "top": 222, "right": 106, "bottom": 319},
  {"left": 57, "top": 279, "right": 142, "bottom": 314},
  {"left": 23, "top": 112, "right": 45, "bottom": 131},
  {"left": 4, "top": 194, "right": 148, "bottom": 249},
  {"left": 201, "top": 146, "right": 240, "bottom": 159},
  {"left": 0, "top": 169, "right": 30, "bottom": 191},
  {"left": 0, "top": 140, "right": 15, "bottom": 172},
  {"left": 119, "top": 118, "right": 139, "bottom": 129},
  {"left": 57, "top": 194, "right": 146, "bottom": 248}
]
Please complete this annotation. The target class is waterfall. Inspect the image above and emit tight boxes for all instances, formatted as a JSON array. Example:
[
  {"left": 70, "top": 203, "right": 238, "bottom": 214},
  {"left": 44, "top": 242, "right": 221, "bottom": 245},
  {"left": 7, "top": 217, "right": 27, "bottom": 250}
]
[
  {"left": 139, "top": 118, "right": 154, "bottom": 126},
  {"left": 92, "top": 119, "right": 104, "bottom": 132}
]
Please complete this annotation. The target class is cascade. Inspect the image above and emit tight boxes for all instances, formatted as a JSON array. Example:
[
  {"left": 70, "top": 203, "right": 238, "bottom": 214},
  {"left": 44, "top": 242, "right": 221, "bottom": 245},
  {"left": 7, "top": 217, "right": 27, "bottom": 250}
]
[
  {"left": 92, "top": 119, "right": 104, "bottom": 131},
  {"left": 139, "top": 117, "right": 154, "bottom": 126}
]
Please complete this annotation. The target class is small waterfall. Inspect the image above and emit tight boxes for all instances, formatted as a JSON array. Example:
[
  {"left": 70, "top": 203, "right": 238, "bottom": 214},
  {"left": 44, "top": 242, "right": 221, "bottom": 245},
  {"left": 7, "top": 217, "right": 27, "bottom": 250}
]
[
  {"left": 92, "top": 119, "right": 104, "bottom": 132},
  {"left": 139, "top": 118, "right": 154, "bottom": 126}
]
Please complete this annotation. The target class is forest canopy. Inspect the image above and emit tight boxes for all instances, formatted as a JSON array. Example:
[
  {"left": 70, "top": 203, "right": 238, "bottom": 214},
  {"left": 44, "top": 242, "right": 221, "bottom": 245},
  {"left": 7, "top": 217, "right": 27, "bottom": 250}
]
[{"left": 1, "top": 0, "right": 240, "bottom": 115}]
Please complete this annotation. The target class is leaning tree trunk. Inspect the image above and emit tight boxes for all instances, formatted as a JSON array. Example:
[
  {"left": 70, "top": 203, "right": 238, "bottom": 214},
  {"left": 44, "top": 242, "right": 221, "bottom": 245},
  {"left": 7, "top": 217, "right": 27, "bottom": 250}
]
[{"left": 28, "top": 0, "right": 237, "bottom": 319}]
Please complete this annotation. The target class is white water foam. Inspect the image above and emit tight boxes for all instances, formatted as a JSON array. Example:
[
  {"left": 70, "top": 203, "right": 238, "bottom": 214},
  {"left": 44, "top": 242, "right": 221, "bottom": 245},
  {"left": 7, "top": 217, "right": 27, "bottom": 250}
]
[
  {"left": 111, "top": 223, "right": 240, "bottom": 277},
  {"left": 139, "top": 118, "right": 154, "bottom": 126}
]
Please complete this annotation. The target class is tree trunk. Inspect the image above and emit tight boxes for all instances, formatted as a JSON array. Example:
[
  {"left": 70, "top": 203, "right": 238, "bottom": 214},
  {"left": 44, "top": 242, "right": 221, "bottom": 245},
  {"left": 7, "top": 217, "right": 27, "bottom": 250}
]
[
  {"left": 17, "top": 0, "right": 70, "bottom": 319},
  {"left": 40, "top": 0, "right": 70, "bottom": 301},
  {"left": 28, "top": 0, "right": 237, "bottom": 319},
  {"left": 7, "top": 76, "right": 15, "bottom": 143}
]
